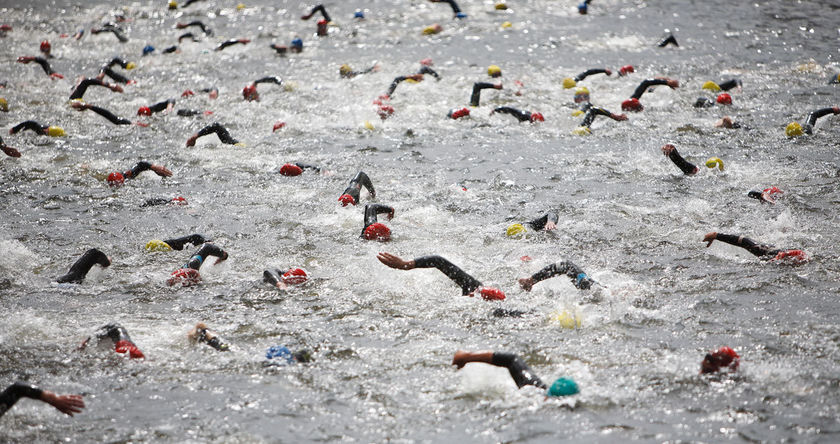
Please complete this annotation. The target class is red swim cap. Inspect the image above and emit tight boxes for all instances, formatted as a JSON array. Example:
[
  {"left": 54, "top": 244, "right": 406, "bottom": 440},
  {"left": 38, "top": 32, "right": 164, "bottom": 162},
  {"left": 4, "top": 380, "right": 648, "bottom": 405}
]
[
  {"left": 449, "top": 108, "right": 470, "bottom": 119},
  {"left": 530, "top": 112, "right": 545, "bottom": 122},
  {"left": 243, "top": 84, "right": 258, "bottom": 101},
  {"left": 621, "top": 98, "right": 643, "bottom": 112},
  {"left": 363, "top": 222, "right": 391, "bottom": 241},
  {"left": 618, "top": 65, "right": 634, "bottom": 76},
  {"left": 282, "top": 268, "right": 308, "bottom": 285},
  {"left": 107, "top": 172, "right": 125, "bottom": 186},
  {"left": 478, "top": 287, "right": 505, "bottom": 301},
  {"left": 338, "top": 194, "right": 356, "bottom": 206},
  {"left": 181, "top": 89, "right": 195, "bottom": 97},
  {"left": 170, "top": 196, "right": 188, "bottom": 205},
  {"left": 773, "top": 249, "right": 809, "bottom": 264},
  {"left": 279, "top": 163, "right": 303, "bottom": 176},
  {"left": 272, "top": 121, "right": 286, "bottom": 132},
  {"left": 40, "top": 40, "right": 51, "bottom": 53},
  {"left": 419, "top": 58, "right": 434, "bottom": 66},
  {"left": 114, "top": 340, "right": 145, "bottom": 359},
  {"left": 167, "top": 268, "right": 201, "bottom": 286},
  {"left": 137, "top": 106, "right": 151, "bottom": 116},
  {"left": 716, "top": 93, "right": 732, "bottom": 105},
  {"left": 377, "top": 105, "right": 395, "bottom": 120}
]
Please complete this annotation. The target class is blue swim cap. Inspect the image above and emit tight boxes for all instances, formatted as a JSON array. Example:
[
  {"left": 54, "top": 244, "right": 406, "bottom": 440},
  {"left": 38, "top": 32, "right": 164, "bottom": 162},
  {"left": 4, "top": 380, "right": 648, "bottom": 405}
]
[
  {"left": 142, "top": 45, "right": 155, "bottom": 55},
  {"left": 548, "top": 377, "right": 579, "bottom": 397},
  {"left": 354, "top": 11, "right": 364, "bottom": 19},
  {"left": 455, "top": 12, "right": 467, "bottom": 19},
  {"left": 578, "top": 2, "right": 588, "bottom": 14},
  {"left": 266, "top": 345, "right": 295, "bottom": 363},
  {"left": 291, "top": 38, "right": 303, "bottom": 49}
]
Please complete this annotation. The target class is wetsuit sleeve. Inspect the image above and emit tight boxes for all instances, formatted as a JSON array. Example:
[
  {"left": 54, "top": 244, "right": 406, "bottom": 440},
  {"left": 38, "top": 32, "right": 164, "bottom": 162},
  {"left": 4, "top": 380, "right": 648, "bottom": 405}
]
[
  {"left": 804, "top": 107, "right": 839, "bottom": 134},
  {"left": 574, "top": 68, "right": 610, "bottom": 82},
  {"left": 197, "top": 123, "right": 238, "bottom": 144},
  {"left": 35, "top": 57, "right": 55, "bottom": 75},
  {"left": 665, "top": 146, "right": 698, "bottom": 175},
  {"left": 354, "top": 171, "right": 375, "bottom": 198},
  {"left": 441, "top": 0, "right": 462, "bottom": 14},
  {"left": 87, "top": 105, "right": 130, "bottom": 125},
  {"left": 293, "top": 163, "right": 320, "bottom": 172},
  {"left": 100, "top": 67, "right": 130, "bottom": 84},
  {"left": 125, "top": 161, "right": 153, "bottom": 178},
  {"left": 56, "top": 248, "right": 111, "bottom": 284},
  {"left": 530, "top": 261, "right": 593, "bottom": 289},
  {"left": 96, "top": 323, "right": 132, "bottom": 344},
  {"left": 105, "top": 57, "right": 130, "bottom": 69},
  {"left": 581, "top": 107, "right": 612, "bottom": 127},
  {"left": 306, "top": 5, "right": 331, "bottom": 22},
  {"left": 493, "top": 107, "right": 531, "bottom": 122},
  {"left": 490, "top": 352, "right": 547, "bottom": 389},
  {"left": 11, "top": 121, "right": 47, "bottom": 135},
  {"left": 413, "top": 255, "right": 482, "bottom": 295},
  {"left": 631, "top": 79, "right": 669, "bottom": 100},
  {"left": 141, "top": 198, "right": 170, "bottom": 207},
  {"left": 0, "top": 382, "right": 44, "bottom": 418},
  {"left": 470, "top": 82, "right": 498, "bottom": 107},
  {"left": 69, "top": 78, "right": 103, "bottom": 100},
  {"left": 263, "top": 269, "right": 282, "bottom": 286},
  {"left": 253, "top": 77, "right": 282, "bottom": 85},
  {"left": 149, "top": 99, "right": 175, "bottom": 113},
  {"left": 526, "top": 212, "right": 559, "bottom": 231},
  {"left": 418, "top": 66, "right": 440, "bottom": 80},
  {"left": 386, "top": 76, "right": 408, "bottom": 97},
  {"left": 162, "top": 234, "right": 207, "bottom": 250},
  {"left": 714, "top": 234, "right": 778, "bottom": 258},
  {"left": 185, "top": 243, "right": 228, "bottom": 269}
]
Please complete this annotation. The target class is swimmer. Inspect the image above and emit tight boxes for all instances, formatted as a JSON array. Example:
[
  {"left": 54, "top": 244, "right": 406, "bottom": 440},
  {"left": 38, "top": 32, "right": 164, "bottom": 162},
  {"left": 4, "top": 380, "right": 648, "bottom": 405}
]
[
  {"left": 800, "top": 106, "right": 839, "bottom": 135},
  {"left": 137, "top": 99, "right": 176, "bottom": 116},
  {"left": 656, "top": 32, "right": 678, "bottom": 47},
  {"left": 186, "top": 122, "right": 240, "bottom": 146},
  {"left": 106, "top": 161, "right": 172, "bottom": 186},
  {"left": 242, "top": 76, "right": 282, "bottom": 101},
  {"left": 428, "top": 0, "right": 466, "bottom": 18},
  {"left": 338, "top": 171, "right": 375, "bottom": 206},
  {"left": 175, "top": 20, "right": 213, "bottom": 36},
  {"left": 16, "top": 56, "right": 63, "bottom": 79},
  {"left": 278, "top": 162, "right": 321, "bottom": 176},
  {"left": 187, "top": 322, "right": 229, "bottom": 351},
  {"left": 700, "top": 347, "right": 739, "bottom": 374},
  {"left": 56, "top": 248, "right": 110, "bottom": 284},
  {"left": 40, "top": 40, "right": 52, "bottom": 58},
  {"left": 0, "top": 383, "right": 85, "bottom": 418},
  {"left": 714, "top": 116, "right": 743, "bottom": 129},
  {"left": 178, "top": 32, "right": 199, "bottom": 43},
  {"left": 79, "top": 323, "right": 144, "bottom": 359},
  {"left": 265, "top": 346, "right": 313, "bottom": 365},
  {"left": 519, "top": 260, "right": 595, "bottom": 291},
  {"left": 747, "top": 186, "right": 782, "bottom": 204},
  {"left": 340, "top": 63, "right": 380, "bottom": 79},
  {"left": 490, "top": 107, "right": 544, "bottom": 123},
  {"left": 9, "top": 121, "right": 64, "bottom": 137},
  {"left": 470, "top": 82, "right": 503, "bottom": 107},
  {"left": 452, "top": 350, "right": 579, "bottom": 396},
  {"left": 270, "top": 38, "right": 304, "bottom": 55},
  {"left": 563, "top": 68, "right": 611, "bottom": 88},
  {"left": 215, "top": 38, "right": 250, "bottom": 51},
  {"left": 693, "top": 93, "right": 732, "bottom": 108},
  {"left": 702, "top": 79, "right": 742, "bottom": 92},
  {"left": 70, "top": 102, "right": 143, "bottom": 126},
  {"left": 90, "top": 24, "right": 128, "bottom": 43},
  {"left": 141, "top": 196, "right": 188, "bottom": 207},
  {"left": 578, "top": 106, "right": 627, "bottom": 131},
  {"left": 149, "top": 234, "right": 209, "bottom": 251},
  {"left": 577, "top": 0, "right": 592, "bottom": 14},
  {"left": 1, "top": 136, "right": 20, "bottom": 157},
  {"left": 361, "top": 204, "right": 394, "bottom": 241},
  {"left": 167, "top": 243, "right": 228, "bottom": 286},
  {"left": 68, "top": 77, "right": 123, "bottom": 100},
  {"left": 301, "top": 4, "right": 331, "bottom": 22},
  {"left": 376, "top": 252, "right": 506, "bottom": 300},
  {"left": 182, "top": 87, "right": 219, "bottom": 100},
  {"left": 263, "top": 267, "right": 308, "bottom": 290},
  {"left": 384, "top": 74, "right": 425, "bottom": 98},
  {"left": 703, "top": 232, "right": 809, "bottom": 263},
  {"left": 622, "top": 77, "right": 679, "bottom": 111},
  {"left": 660, "top": 144, "right": 698, "bottom": 175},
  {"left": 98, "top": 57, "right": 136, "bottom": 84}
]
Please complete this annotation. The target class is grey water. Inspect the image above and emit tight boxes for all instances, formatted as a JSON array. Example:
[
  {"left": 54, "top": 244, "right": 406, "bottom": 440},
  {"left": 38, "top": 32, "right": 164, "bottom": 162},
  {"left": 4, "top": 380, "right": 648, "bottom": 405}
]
[{"left": 1, "top": 0, "right": 839, "bottom": 442}]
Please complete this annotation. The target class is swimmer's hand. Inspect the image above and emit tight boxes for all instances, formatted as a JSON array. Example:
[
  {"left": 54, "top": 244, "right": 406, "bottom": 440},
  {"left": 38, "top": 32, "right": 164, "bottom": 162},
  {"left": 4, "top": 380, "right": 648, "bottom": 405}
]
[
  {"left": 661, "top": 144, "right": 675, "bottom": 156},
  {"left": 376, "top": 252, "right": 415, "bottom": 270},
  {"left": 452, "top": 350, "right": 468, "bottom": 369},
  {"left": 518, "top": 277, "right": 534, "bottom": 292},
  {"left": 186, "top": 134, "right": 198, "bottom": 147},
  {"left": 42, "top": 391, "right": 85, "bottom": 416},
  {"left": 150, "top": 164, "right": 173, "bottom": 177},
  {"left": 666, "top": 79, "right": 679, "bottom": 89},
  {"left": 387, "top": 209, "right": 395, "bottom": 220},
  {"left": 2, "top": 145, "right": 22, "bottom": 157},
  {"left": 544, "top": 221, "right": 556, "bottom": 231},
  {"left": 611, "top": 113, "right": 628, "bottom": 121},
  {"left": 703, "top": 232, "right": 717, "bottom": 247}
]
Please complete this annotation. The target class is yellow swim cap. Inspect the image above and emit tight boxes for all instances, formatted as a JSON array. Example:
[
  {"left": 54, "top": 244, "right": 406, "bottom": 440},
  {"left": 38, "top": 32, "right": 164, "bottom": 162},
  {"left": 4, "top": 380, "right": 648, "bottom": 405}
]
[
  {"left": 236, "top": 3, "right": 246, "bottom": 10},
  {"left": 47, "top": 126, "right": 65, "bottom": 137},
  {"left": 234, "top": 142, "right": 246, "bottom": 147},
  {"left": 364, "top": 120, "right": 375, "bottom": 130},
  {"left": 145, "top": 240, "right": 172, "bottom": 252},
  {"left": 422, "top": 25, "right": 441, "bottom": 35},
  {"left": 702, "top": 81, "right": 721, "bottom": 91},
  {"left": 487, "top": 65, "right": 502, "bottom": 77},
  {"left": 705, "top": 157, "right": 724, "bottom": 171},
  {"left": 562, "top": 77, "right": 576, "bottom": 89},
  {"left": 126, "top": 62, "right": 136, "bottom": 70},
  {"left": 495, "top": 3, "right": 508, "bottom": 10},
  {"left": 501, "top": 21, "right": 512, "bottom": 29},
  {"left": 785, "top": 122, "right": 803, "bottom": 137},
  {"left": 549, "top": 310, "right": 582, "bottom": 329},
  {"left": 168, "top": 0, "right": 178, "bottom": 9},
  {"left": 0, "top": 98, "right": 8, "bottom": 112},
  {"left": 506, "top": 223, "right": 526, "bottom": 237},
  {"left": 404, "top": 78, "right": 419, "bottom": 84},
  {"left": 571, "top": 109, "right": 584, "bottom": 117},
  {"left": 575, "top": 86, "right": 590, "bottom": 95},
  {"left": 571, "top": 126, "right": 592, "bottom": 136},
  {"left": 339, "top": 64, "right": 352, "bottom": 75}
]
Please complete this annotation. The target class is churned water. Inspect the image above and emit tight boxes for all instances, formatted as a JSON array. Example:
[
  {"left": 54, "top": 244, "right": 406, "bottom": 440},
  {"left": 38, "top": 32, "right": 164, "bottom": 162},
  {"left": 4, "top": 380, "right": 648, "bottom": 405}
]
[{"left": 1, "top": 0, "right": 839, "bottom": 442}]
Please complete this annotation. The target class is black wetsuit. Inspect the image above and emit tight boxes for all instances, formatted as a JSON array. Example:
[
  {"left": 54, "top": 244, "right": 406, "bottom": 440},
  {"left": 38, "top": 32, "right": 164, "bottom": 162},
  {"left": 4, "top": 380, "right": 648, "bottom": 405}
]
[
  {"left": 69, "top": 78, "right": 114, "bottom": 100},
  {"left": 177, "top": 21, "right": 212, "bottom": 35},
  {"left": 530, "top": 261, "right": 594, "bottom": 290},
  {"left": 194, "top": 123, "right": 239, "bottom": 145},
  {"left": 148, "top": 99, "right": 176, "bottom": 114},
  {"left": 0, "top": 383, "right": 43, "bottom": 418},
  {"left": 120, "top": 161, "right": 154, "bottom": 179},
  {"left": 574, "top": 68, "right": 610, "bottom": 82},
  {"left": 435, "top": 0, "right": 462, "bottom": 15},
  {"left": 580, "top": 106, "right": 614, "bottom": 128},
  {"left": 99, "top": 58, "right": 133, "bottom": 84},
  {"left": 664, "top": 146, "right": 698, "bottom": 175},
  {"left": 361, "top": 204, "right": 394, "bottom": 237},
  {"left": 717, "top": 79, "right": 741, "bottom": 91},
  {"left": 182, "top": 243, "right": 228, "bottom": 270},
  {"left": 631, "top": 79, "right": 671, "bottom": 100},
  {"left": 163, "top": 46, "right": 179, "bottom": 54},
  {"left": 178, "top": 33, "right": 199, "bottom": 43},
  {"left": 262, "top": 268, "right": 302, "bottom": 287},
  {"left": 386, "top": 76, "right": 415, "bottom": 97},
  {"left": 418, "top": 65, "right": 441, "bottom": 80},
  {"left": 491, "top": 352, "right": 546, "bottom": 389},
  {"left": 657, "top": 33, "right": 678, "bottom": 47},
  {"left": 413, "top": 255, "right": 482, "bottom": 295},
  {"left": 88, "top": 323, "right": 133, "bottom": 345},
  {"left": 142, "top": 198, "right": 176, "bottom": 207},
  {"left": 303, "top": 4, "right": 331, "bottom": 22},
  {"left": 342, "top": 66, "right": 377, "bottom": 79},
  {"left": 493, "top": 107, "right": 532, "bottom": 122},
  {"left": 340, "top": 171, "right": 375, "bottom": 204},
  {"left": 804, "top": 107, "right": 839, "bottom": 134},
  {"left": 91, "top": 25, "right": 128, "bottom": 43},
  {"left": 10, "top": 121, "right": 48, "bottom": 135},
  {"left": 216, "top": 39, "right": 247, "bottom": 51},
  {"left": 714, "top": 234, "right": 781, "bottom": 258},
  {"left": 84, "top": 105, "right": 130, "bottom": 125},
  {"left": 470, "top": 82, "right": 499, "bottom": 107},
  {"left": 22, "top": 57, "right": 57, "bottom": 76},
  {"left": 176, "top": 109, "right": 203, "bottom": 117},
  {"left": 162, "top": 234, "right": 208, "bottom": 250},
  {"left": 56, "top": 248, "right": 110, "bottom": 283},
  {"left": 526, "top": 212, "right": 559, "bottom": 231},
  {"left": 192, "top": 326, "right": 229, "bottom": 351}
]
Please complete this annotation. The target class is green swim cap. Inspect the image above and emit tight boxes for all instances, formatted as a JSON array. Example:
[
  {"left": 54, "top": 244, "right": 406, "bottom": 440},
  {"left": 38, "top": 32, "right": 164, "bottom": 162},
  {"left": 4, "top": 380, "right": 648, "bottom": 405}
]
[{"left": 548, "top": 377, "right": 579, "bottom": 397}]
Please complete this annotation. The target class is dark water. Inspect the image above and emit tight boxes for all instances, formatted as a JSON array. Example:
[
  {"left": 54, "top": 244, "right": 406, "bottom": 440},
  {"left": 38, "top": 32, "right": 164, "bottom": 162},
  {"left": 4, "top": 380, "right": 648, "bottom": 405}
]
[{"left": 1, "top": 0, "right": 839, "bottom": 442}]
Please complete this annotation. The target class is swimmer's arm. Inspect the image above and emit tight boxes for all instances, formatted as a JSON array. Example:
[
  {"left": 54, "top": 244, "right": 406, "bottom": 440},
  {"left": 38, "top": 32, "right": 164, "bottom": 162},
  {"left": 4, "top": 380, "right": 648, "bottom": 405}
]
[
  {"left": 355, "top": 171, "right": 376, "bottom": 198},
  {"left": 84, "top": 105, "right": 131, "bottom": 125},
  {"left": 262, "top": 269, "right": 287, "bottom": 289},
  {"left": 492, "top": 107, "right": 530, "bottom": 122},
  {"left": 451, "top": 350, "right": 494, "bottom": 369},
  {"left": 411, "top": 255, "right": 482, "bottom": 295},
  {"left": 574, "top": 68, "right": 611, "bottom": 82},
  {"left": 661, "top": 144, "right": 698, "bottom": 175},
  {"left": 294, "top": 163, "right": 321, "bottom": 172},
  {"left": 527, "top": 212, "right": 559, "bottom": 231}
]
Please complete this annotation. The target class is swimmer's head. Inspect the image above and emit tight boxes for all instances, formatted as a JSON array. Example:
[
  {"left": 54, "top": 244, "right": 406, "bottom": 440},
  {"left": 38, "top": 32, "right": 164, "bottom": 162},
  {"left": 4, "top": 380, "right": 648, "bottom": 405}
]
[
  {"left": 495, "top": 2, "right": 508, "bottom": 10},
  {"left": 700, "top": 346, "right": 739, "bottom": 374},
  {"left": 126, "top": 61, "right": 136, "bottom": 70},
  {"left": 265, "top": 345, "right": 294, "bottom": 363},
  {"left": 573, "top": 86, "right": 590, "bottom": 103},
  {"left": 107, "top": 172, "right": 125, "bottom": 186},
  {"left": 547, "top": 377, "right": 579, "bottom": 397},
  {"left": 621, "top": 98, "right": 643, "bottom": 112},
  {"left": 339, "top": 64, "right": 352, "bottom": 76},
  {"left": 478, "top": 287, "right": 505, "bottom": 301},
  {"left": 290, "top": 38, "right": 303, "bottom": 50},
  {"left": 281, "top": 267, "right": 308, "bottom": 285},
  {"left": 338, "top": 193, "right": 356, "bottom": 206},
  {"left": 487, "top": 65, "right": 502, "bottom": 78},
  {"left": 0, "top": 98, "right": 8, "bottom": 112},
  {"left": 785, "top": 122, "right": 803, "bottom": 137},
  {"left": 354, "top": 10, "right": 365, "bottom": 19},
  {"left": 168, "top": 0, "right": 178, "bottom": 9},
  {"left": 167, "top": 268, "right": 201, "bottom": 286},
  {"left": 530, "top": 112, "right": 545, "bottom": 122},
  {"left": 705, "top": 157, "right": 724, "bottom": 171},
  {"left": 716, "top": 93, "right": 732, "bottom": 105},
  {"left": 506, "top": 223, "right": 526, "bottom": 237},
  {"left": 279, "top": 163, "right": 303, "bottom": 176},
  {"left": 145, "top": 239, "right": 172, "bottom": 252},
  {"left": 773, "top": 249, "right": 809, "bottom": 264},
  {"left": 47, "top": 126, "right": 65, "bottom": 137},
  {"left": 137, "top": 106, "right": 152, "bottom": 116},
  {"left": 40, "top": 40, "right": 51, "bottom": 54},
  {"left": 114, "top": 339, "right": 145, "bottom": 359},
  {"left": 562, "top": 77, "right": 576, "bottom": 89},
  {"left": 422, "top": 24, "right": 443, "bottom": 35},
  {"left": 363, "top": 222, "right": 391, "bottom": 241},
  {"left": 618, "top": 65, "right": 634, "bottom": 76},
  {"left": 170, "top": 196, "right": 188, "bottom": 205},
  {"left": 571, "top": 126, "right": 592, "bottom": 136},
  {"left": 242, "top": 84, "right": 259, "bottom": 101},
  {"left": 702, "top": 81, "right": 721, "bottom": 92},
  {"left": 448, "top": 107, "right": 470, "bottom": 119}
]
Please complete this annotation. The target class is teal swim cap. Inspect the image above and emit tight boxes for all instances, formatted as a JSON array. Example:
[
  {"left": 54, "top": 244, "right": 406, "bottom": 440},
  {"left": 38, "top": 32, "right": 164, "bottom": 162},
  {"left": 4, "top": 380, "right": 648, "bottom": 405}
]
[{"left": 548, "top": 377, "right": 579, "bottom": 397}]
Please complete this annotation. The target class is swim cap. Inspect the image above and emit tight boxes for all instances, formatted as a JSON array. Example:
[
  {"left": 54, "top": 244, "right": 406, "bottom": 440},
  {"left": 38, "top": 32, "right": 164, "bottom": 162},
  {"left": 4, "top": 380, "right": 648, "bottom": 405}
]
[
  {"left": 272, "top": 121, "right": 286, "bottom": 132},
  {"left": 377, "top": 105, "right": 395, "bottom": 120},
  {"left": 530, "top": 112, "right": 545, "bottom": 122},
  {"left": 167, "top": 268, "right": 201, "bottom": 286},
  {"left": 773, "top": 249, "right": 808, "bottom": 263},
  {"left": 40, "top": 40, "right": 51, "bottom": 53},
  {"left": 570, "top": 109, "right": 584, "bottom": 117},
  {"left": 785, "top": 122, "right": 803, "bottom": 137},
  {"left": 142, "top": 45, "right": 155, "bottom": 55},
  {"left": 363, "top": 222, "right": 391, "bottom": 241},
  {"left": 701, "top": 346, "right": 740, "bottom": 373},
  {"left": 126, "top": 62, "right": 136, "bottom": 70},
  {"left": 236, "top": 3, "right": 246, "bottom": 10},
  {"left": 618, "top": 65, "right": 634, "bottom": 76},
  {"left": 501, "top": 21, "right": 512, "bottom": 29},
  {"left": 621, "top": 98, "right": 643, "bottom": 112},
  {"left": 495, "top": 3, "right": 508, "bottom": 10},
  {"left": 339, "top": 64, "right": 352, "bottom": 76},
  {"left": 338, "top": 193, "right": 356, "bottom": 206},
  {"left": 282, "top": 268, "right": 308, "bottom": 285},
  {"left": 354, "top": 11, "right": 365, "bottom": 19},
  {"left": 573, "top": 86, "right": 590, "bottom": 103},
  {"left": 455, "top": 12, "right": 467, "bottom": 19},
  {"left": 422, "top": 24, "right": 442, "bottom": 35},
  {"left": 448, "top": 108, "right": 470, "bottom": 119},
  {"left": 571, "top": 126, "right": 592, "bottom": 136},
  {"left": 506, "top": 223, "right": 526, "bottom": 237},
  {"left": 478, "top": 287, "right": 505, "bottom": 301},
  {"left": 562, "top": 77, "right": 577, "bottom": 89},
  {"left": 47, "top": 126, "right": 65, "bottom": 137},
  {"left": 242, "top": 84, "right": 258, "bottom": 101},
  {"left": 145, "top": 239, "right": 172, "bottom": 252},
  {"left": 170, "top": 196, "right": 188, "bottom": 205},
  {"left": 693, "top": 97, "right": 714, "bottom": 108},
  {"left": 114, "top": 340, "right": 145, "bottom": 359},
  {"left": 168, "top": 0, "right": 178, "bottom": 9},
  {"left": 702, "top": 81, "right": 721, "bottom": 91},
  {"left": 137, "top": 106, "right": 152, "bottom": 116},
  {"left": 290, "top": 38, "right": 303, "bottom": 49},
  {"left": 578, "top": 2, "right": 588, "bottom": 14},
  {"left": 266, "top": 345, "right": 294, "bottom": 363},
  {"left": 107, "top": 172, "right": 125, "bottom": 186},
  {"left": 487, "top": 65, "right": 502, "bottom": 77},
  {"left": 705, "top": 157, "right": 724, "bottom": 171},
  {"left": 0, "top": 98, "right": 8, "bottom": 112},
  {"left": 548, "top": 377, "right": 579, "bottom": 397},
  {"left": 279, "top": 163, "right": 303, "bottom": 176},
  {"left": 716, "top": 93, "right": 732, "bottom": 105}
]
